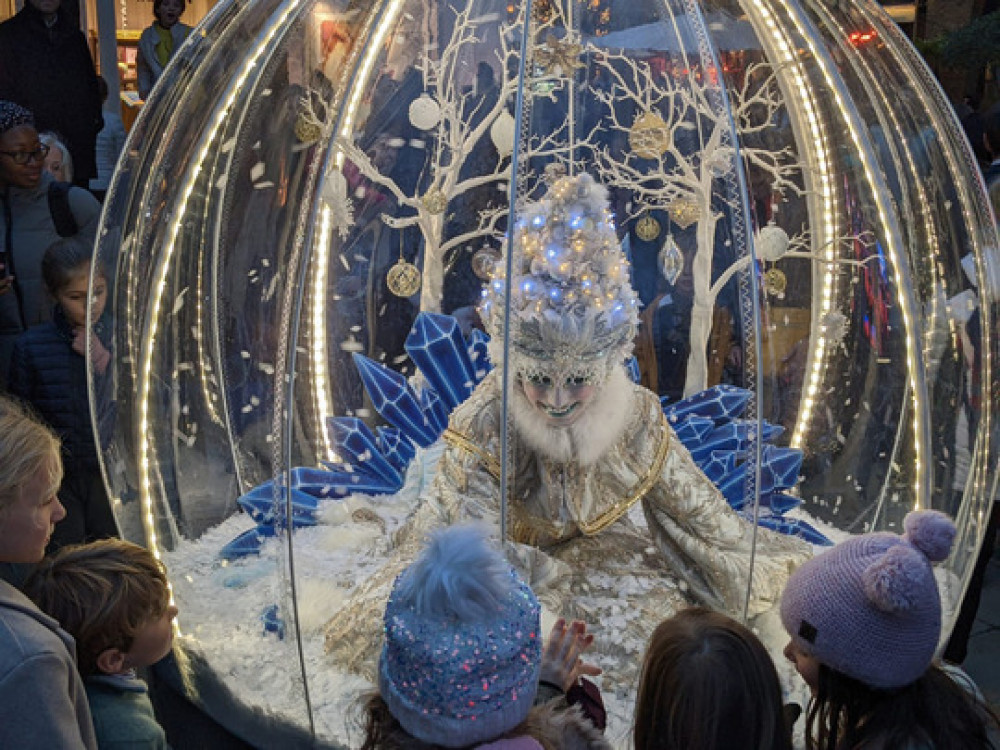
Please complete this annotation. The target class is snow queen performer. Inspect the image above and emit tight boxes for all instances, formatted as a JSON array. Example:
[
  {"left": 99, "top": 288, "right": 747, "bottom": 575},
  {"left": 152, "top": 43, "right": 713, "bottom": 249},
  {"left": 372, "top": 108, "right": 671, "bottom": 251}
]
[{"left": 325, "top": 174, "right": 810, "bottom": 685}]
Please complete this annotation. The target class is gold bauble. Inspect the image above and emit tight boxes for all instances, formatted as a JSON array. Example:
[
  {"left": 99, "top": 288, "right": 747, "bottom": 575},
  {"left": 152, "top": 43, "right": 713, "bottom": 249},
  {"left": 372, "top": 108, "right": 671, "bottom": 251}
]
[
  {"left": 386, "top": 259, "right": 422, "bottom": 297},
  {"left": 635, "top": 214, "right": 661, "bottom": 242},
  {"left": 421, "top": 189, "right": 448, "bottom": 215},
  {"left": 472, "top": 247, "right": 501, "bottom": 281},
  {"left": 668, "top": 197, "right": 699, "bottom": 229},
  {"left": 294, "top": 115, "right": 322, "bottom": 144},
  {"left": 534, "top": 33, "right": 584, "bottom": 77},
  {"left": 763, "top": 268, "right": 787, "bottom": 297},
  {"left": 629, "top": 112, "right": 670, "bottom": 160}
]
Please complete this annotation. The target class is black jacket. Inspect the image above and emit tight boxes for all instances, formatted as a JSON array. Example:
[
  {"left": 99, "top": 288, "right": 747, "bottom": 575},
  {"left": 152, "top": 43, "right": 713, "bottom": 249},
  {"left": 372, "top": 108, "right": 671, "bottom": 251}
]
[
  {"left": 0, "top": 3, "right": 103, "bottom": 185},
  {"left": 8, "top": 307, "right": 113, "bottom": 473}
]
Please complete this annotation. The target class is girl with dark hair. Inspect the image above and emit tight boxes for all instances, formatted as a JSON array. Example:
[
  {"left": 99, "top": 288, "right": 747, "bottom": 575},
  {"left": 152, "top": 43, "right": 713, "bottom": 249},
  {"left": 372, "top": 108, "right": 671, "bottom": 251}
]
[
  {"left": 136, "top": 0, "right": 192, "bottom": 100},
  {"left": 633, "top": 607, "right": 793, "bottom": 750},
  {"left": 8, "top": 236, "right": 116, "bottom": 549},
  {"left": 781, "top": 510, "right": 1000, "bottom": 750}
]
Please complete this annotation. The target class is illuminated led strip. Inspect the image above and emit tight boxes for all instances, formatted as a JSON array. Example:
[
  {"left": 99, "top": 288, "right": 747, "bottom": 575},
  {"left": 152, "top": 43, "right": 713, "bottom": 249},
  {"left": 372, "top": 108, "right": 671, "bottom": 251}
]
[
  {"left": 740, "top": 2, "right": 838, "bottom": 451},
  {"left": 137, "top": 1, "right": 304, "bottom": 575},
  {"left": 310, "top": 206, "right": 335, "bottom": 461},
  {"left": 766, "top": 0, "right": 928, "bottom": 499}
]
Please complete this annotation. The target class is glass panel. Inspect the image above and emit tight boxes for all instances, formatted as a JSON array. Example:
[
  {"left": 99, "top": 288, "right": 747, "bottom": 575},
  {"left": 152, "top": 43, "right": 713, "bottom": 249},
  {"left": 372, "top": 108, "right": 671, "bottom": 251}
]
[{"left": 95, "top": 0, "right": 998, "bottom": 744}]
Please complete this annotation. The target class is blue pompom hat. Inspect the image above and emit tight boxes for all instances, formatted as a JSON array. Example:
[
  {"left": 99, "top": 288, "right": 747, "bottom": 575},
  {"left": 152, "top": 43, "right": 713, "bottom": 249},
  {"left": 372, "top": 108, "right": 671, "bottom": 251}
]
[
  {"left": 780, "top": 510, "right": 956, "bottom": 689},
  {"left": 378, "top": 524, "right": 542, "bottom": 748}
]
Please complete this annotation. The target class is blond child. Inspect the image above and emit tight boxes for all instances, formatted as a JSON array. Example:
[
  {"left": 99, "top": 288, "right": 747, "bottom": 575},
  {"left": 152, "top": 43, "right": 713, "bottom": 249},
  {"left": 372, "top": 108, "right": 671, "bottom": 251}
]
[{"left": 25, "top": 538, "right": 177, "bottom": 749}]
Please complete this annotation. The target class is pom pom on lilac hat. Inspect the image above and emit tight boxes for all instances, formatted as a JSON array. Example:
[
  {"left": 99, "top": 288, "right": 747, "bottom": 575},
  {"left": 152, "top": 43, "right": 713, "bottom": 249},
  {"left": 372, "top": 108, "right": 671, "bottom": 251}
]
[
  {"left": 378, "top": 524, "right": 542, "bottom": 748},
  {"left": 780, "top": 510, "right": 955, "bottom": 689}
]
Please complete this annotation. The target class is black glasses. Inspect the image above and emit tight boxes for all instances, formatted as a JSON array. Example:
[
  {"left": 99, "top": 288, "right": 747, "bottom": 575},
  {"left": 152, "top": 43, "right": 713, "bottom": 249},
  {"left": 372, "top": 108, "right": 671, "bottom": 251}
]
[{"left": 0, "top": 144, "right": 50, "bottom": 165}]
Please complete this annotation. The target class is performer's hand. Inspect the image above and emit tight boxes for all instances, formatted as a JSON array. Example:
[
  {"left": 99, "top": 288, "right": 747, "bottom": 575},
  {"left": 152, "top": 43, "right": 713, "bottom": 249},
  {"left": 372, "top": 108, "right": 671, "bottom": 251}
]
[{"left": 539, "top": 618, "right": 602, "bottom": 692}]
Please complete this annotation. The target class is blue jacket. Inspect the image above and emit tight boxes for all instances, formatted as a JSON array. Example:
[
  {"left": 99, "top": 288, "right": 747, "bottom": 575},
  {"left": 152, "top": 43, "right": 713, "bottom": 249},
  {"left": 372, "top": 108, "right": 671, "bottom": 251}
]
[
  {"left": 8, "top": 307, "right": 113, "bottom": 473},
  {"left": 84, "top": 673, "right": 169, "bottom": 749}
]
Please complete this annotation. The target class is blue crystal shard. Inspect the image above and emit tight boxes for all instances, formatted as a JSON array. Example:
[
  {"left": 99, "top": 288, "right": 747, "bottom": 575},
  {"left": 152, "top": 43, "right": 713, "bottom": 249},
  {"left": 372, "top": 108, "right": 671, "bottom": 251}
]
[
  {"left": 671, "top": 415, "right": 715, "bottom": 451},
  {"left": 237, "top": 484, "right": 320, "bottom": 526},
  {"left": 625, "top": 357, "right": 641, "bottom": 384},
  {"left": 756, "top": 516, "right": 833, "bottom": 546},
  {"left": 376, "top": 426, "right": 416, "bottom": 470},
  {"left": 289, "top": 465, "right": 400, "bottom": 497},
  {"left": 353, "top": 353, "right": 438, "bottom": 446},
  {"left": 759, "top": 492, "right": 802, "bottom": 514},
  {"left": 219, "top": 525, "right": 276, "bottom": 560},
  {"left": 418, "top": 387, "right": 448, "bottom": 435},
  {"left": 697, "top": 451, "right": 737, "bottom": 484},
  {"left": 467, "top": 328, "right": 492, "bottom": 383},
  {"left": 760, "top": 445, "right": 802, "bottom": 491},
  {"left": 327, "top": 417, "right": 402, "bottom": 486},
  {"left": 261, "top": 604, "right": 286, "bottom": 639},
  {"left": 405, "top": 312, "right": 476, "bottom": 410},
  {"left": 664, "top": 385, "right": 751, "bottom": 423}
]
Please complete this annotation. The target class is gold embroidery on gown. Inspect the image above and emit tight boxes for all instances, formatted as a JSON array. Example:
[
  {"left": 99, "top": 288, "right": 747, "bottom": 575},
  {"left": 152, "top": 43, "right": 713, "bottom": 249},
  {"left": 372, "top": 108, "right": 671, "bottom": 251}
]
[{"left": 323, "top": 371, "right": 810, "bottom": 693}]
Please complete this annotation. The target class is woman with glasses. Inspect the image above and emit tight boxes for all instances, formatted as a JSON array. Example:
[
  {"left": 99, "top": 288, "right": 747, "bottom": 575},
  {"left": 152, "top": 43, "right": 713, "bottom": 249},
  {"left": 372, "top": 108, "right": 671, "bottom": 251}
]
[{"left": 0, "top": 101, "right": 101, "bottom": 389}]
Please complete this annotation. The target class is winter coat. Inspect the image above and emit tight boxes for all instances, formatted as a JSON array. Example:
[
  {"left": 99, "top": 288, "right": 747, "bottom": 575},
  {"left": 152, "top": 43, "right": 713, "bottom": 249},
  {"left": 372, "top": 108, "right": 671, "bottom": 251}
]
[
  {"left": 8, "top": 307, "right": 114, "bottom": 474},
  {"left": 364, "top": 699, "right": 611, "bottom": 750},
  {"left": 0, "top": 2, "right": 103, "bottom": 184},
  {"left": 85, "top": 672, "right": 170, "bottom": 749},
  {"left": 0, "top": 578, "right": 97, "bottom": 749},
  {"left": 0, "top": 172, "right": 101, "bottom": 386},
  {"left": 137, "top": 22, "right": 193, "bottom": 100}
]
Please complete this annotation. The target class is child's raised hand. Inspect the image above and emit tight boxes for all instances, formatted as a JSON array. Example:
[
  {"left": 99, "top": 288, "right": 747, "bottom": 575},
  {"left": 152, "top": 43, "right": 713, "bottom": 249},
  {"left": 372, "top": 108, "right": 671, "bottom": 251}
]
[{"left": 539, "top": 618, "right": 602, "bottom": 692}]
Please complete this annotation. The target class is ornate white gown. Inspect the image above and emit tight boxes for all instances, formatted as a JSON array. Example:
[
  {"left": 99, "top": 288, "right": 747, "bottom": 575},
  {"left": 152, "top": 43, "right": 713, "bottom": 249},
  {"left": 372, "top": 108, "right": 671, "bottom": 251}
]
[{"left": 324, "top": 366, "right": 811, "bottom": 696}]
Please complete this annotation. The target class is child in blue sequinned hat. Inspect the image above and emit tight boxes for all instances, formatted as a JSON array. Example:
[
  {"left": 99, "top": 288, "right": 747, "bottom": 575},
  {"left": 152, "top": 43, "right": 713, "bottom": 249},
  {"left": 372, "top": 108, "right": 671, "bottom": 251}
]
[{"left": 361, "top": 524, "right": 610, "bottom": 750}]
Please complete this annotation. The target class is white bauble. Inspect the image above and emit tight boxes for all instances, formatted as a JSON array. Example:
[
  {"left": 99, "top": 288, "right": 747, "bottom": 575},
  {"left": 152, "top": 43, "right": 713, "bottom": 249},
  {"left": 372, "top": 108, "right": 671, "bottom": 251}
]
[
  {"left": 756, "top": 222, "right": 790, "bottom": 261},
  {"left": 408, "top": 94, "right": 441, "bottom": 130},
  {"left": 490, "top": 110, "right": 516, "bottom": 157}
]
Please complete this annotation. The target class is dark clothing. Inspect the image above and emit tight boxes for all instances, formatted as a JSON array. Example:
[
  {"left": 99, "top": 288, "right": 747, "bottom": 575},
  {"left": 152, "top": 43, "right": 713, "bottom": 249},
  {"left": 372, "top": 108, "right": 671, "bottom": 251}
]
[
  {"left": 0, "top": 3, "right": 103, "bottom": 186},
  {"left": 8, "top": 307, "right": 117, "bottom": 546}
]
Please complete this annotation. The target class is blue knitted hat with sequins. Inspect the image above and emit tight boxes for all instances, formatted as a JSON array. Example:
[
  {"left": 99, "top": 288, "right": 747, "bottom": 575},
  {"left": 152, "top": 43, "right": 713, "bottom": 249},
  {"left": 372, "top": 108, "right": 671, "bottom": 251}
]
[{"left": 378, "top": 524, "right": 542, "bottom": 748}]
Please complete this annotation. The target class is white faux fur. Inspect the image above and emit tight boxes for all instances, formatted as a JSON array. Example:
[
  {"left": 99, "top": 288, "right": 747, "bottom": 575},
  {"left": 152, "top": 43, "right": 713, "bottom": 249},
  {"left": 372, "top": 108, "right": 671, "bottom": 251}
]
[{"left": 510, "top": 365, "right": 634, "bottom": 466}]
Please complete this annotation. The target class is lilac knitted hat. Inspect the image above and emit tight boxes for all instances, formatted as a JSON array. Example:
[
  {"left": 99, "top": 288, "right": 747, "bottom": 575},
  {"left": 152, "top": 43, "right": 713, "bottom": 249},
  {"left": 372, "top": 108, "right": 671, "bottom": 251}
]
[
  {"left": 378, "top": 524, "right": 542, "bottom": 748},
  {"left": 780, "top": 510, "right": 955, "bottom": 689}
]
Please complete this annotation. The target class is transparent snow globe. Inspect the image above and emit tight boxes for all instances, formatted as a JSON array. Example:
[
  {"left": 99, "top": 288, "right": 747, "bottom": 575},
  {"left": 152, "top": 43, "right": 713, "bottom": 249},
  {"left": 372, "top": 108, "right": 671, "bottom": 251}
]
[{"left": 95, "top": 0, "right": 999, "bottom": 745}]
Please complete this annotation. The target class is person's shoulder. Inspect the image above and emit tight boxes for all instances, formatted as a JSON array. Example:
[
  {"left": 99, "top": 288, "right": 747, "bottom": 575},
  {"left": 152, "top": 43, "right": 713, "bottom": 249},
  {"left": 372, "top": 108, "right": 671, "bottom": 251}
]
[
  {"left": 0, "top": 585, "right": 70, "bottom": 668},
  {"left": 66, "top": 184, "right": 101, "bottom": 218}
]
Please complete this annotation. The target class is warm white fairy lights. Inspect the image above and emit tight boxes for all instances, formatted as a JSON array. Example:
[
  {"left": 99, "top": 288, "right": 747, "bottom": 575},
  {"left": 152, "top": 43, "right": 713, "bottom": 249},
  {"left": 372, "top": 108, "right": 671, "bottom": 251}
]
[
  {"left": 137, "top": 1, "right": 305, "bottom": 583},
  {"left": 310, "top": 206, "right": 335, "bottom": 461},
  {"left": 741, "top": 2, "right": 838, "bottom": 453}
]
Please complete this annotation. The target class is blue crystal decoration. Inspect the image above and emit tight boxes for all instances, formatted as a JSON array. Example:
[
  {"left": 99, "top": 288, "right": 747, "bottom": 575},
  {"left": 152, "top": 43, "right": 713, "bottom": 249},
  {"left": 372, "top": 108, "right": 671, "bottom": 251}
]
[
  {"left": 261, "top": 604, "right": 285, "bottom": 639},
  {"left": 220, "top": 312, "right": 831, "bottom": 558}
]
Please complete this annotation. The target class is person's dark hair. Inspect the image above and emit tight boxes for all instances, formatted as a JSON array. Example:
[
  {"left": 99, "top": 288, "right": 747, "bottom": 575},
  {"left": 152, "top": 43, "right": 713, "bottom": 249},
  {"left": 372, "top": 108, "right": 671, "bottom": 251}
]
[
  {"left": 984, "top": 108, "right": 1000, "bottom": 159},
  {"left": 805, "top": 662, "right": 999, "bottom": 750},
  {"left": 633, "top": 607, "right": 792, "bottom": 750},
  {"left": 41, "top": 236, "right": 105, "bottom": 297},
  {"left": 152, "top": 0, "right": 186, "bottom": 24}
]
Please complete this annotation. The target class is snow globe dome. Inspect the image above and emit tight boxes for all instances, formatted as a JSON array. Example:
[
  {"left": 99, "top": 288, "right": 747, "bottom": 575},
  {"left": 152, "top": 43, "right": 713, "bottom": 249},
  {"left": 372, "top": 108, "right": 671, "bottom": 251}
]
[{"left": 94, "top": 0, "right": 999, "bottom": 745}]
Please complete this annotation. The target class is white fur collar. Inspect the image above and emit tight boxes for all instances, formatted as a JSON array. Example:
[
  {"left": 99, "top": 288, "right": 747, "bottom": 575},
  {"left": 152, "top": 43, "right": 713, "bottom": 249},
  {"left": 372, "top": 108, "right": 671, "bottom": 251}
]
[{"left": 510, "top": 366, "right": 633, "bottom": 466}]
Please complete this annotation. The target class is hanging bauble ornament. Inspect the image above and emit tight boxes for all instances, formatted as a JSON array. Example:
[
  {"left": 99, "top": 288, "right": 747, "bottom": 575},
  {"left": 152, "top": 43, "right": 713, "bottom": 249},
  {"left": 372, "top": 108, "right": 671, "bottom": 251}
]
[
  {"left": 629, "top": 112, "right": 671, "bottom": 160},
  {"left": 490, "top": 110, "right": 516, "bottom": 157},
  {"left": 294, "top": 114, "right": 322, "bottom": 144},
  {"left": 658, "top": 235, "right": 684, "bottom": 286},
  {"left": 635, "top": 214, "right": 661, "bottom": 242},
  {"left": 472, "top": 246, "right": 501, "bottom": 281},
  {"left": 763, "top": 268, "right": 787, "bottom": 297},
  {"left": 756, "top": 221, "right": 791, "bottom": 261},
  {"left": 421, "top": 189, "right": 448, "bottom": 214},
  {"left": 386, "top": 258, "right": 422, "bottom": 297},
  {"left": 667, "top": 197, "right": 699, "bottom": 229},
  {"left": 408, "top": 94, "right": 441, "bottom": 131}
]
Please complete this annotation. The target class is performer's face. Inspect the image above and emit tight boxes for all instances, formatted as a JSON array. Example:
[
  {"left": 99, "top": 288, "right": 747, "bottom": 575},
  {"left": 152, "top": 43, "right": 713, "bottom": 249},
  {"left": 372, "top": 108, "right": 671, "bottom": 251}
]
[{"left": 520, "top": 373, "right": 598, "bottom": 427}]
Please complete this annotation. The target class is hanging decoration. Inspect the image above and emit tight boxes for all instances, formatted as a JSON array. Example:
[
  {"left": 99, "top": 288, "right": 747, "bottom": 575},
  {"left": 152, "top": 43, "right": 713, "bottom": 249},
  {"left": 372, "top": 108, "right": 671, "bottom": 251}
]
[
  {"left": 490, "top": 110, "right": 516, "bottom": 157},
  {"left": 472, "top": 246, "right": 501, "bottom": 281},
  {"left": 635, "top": 213, "right": 661, "bottom": 242},
  {"left": 658, "top": 235, "right": 684, "bottom": 286},
  {"left": 763, "top": 267, "right": 787, "bottom": 297},
  {"left": 408, "top": 94, "right": 442, "bottom": 131},
  {"left": 534, "top": 33, "right": 584, "bottom": 77},
  {"left": 756, "top": 221, "right": 791, "bottom": 261},
  {"left": 386, "top": 234, "right": 422, "bottom": 298},
  {"left": 628, "top": 112, "right": 671, "bottom": 160},
  {"left": 421, "top": 188, "right": 448, "bottom": 214},
  {"left": 667, "top": 197, "right": 699, "bottom": 229},
  {"left": 294, "top": 113, "right": 322, "bottom": 144}
]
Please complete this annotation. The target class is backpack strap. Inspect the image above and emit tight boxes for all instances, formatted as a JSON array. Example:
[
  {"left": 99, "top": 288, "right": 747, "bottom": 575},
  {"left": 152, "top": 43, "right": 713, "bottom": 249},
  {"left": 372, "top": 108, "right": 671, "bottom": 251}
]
[{"left": 47, "top": 181, "right": 79, "bottom": 238}]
